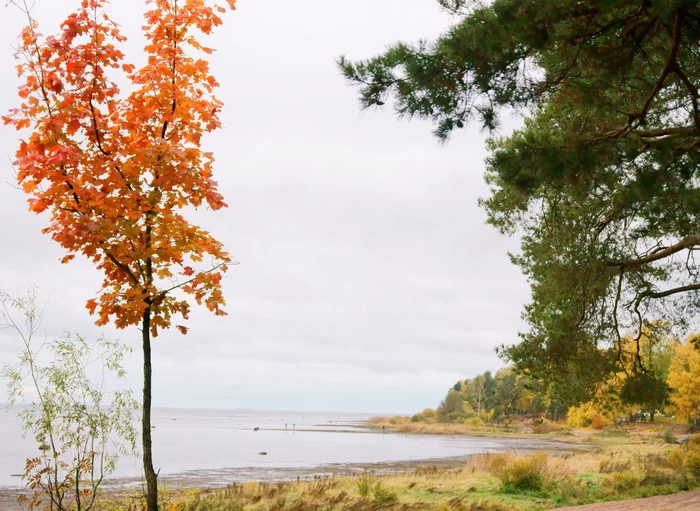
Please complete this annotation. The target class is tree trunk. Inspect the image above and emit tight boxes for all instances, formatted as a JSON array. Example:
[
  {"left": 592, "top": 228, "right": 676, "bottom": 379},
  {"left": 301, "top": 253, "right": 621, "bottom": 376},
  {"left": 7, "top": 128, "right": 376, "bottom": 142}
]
[{"left": 142, "top": 308, "right": 158, "bottom": 511}]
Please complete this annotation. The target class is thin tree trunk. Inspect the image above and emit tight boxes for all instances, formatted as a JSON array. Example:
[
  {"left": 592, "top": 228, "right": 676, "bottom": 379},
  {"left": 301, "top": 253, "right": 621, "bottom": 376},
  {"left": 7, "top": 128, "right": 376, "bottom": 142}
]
[{"left": 142, "top": 307, "right": 158, "bottom": 511}]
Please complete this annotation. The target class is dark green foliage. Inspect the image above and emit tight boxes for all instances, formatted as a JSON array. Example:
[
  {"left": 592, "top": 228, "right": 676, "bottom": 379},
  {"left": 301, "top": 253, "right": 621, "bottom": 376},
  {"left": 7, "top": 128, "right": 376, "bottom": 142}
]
[
  {"left": 435, "top": 369, "right": 570, "bottom": 422},
  {"left": 620, "top": 373, "right": 669, "bottom": 421},
  {"left": 437, "top": 388, "right": 465, "bottom": 420},
  {"left": 664, "top": 429, "right": 678, "bottom": 444},
  {"left": 340, "top": 0, "right": 700, "bottom": 394}
]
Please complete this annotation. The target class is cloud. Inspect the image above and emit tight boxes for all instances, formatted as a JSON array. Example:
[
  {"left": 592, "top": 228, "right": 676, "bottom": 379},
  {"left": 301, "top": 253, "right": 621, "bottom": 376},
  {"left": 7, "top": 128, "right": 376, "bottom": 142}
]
[{"left": 0, "top": 0, "right": 529, "bottom": 413}]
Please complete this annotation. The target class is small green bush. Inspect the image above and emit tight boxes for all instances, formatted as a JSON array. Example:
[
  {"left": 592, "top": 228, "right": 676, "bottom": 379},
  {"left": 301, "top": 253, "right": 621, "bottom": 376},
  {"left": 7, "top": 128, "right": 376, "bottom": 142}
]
[
  {"left": 356, "top": 473, "right": 398, "bottom": 505},
  {"left": 371, "top": 482, "right": 398, "bottom": 505},
  {"left": 356, "top": 473, "right": 373, "bottom": 497},
  {"left": 663, "top": 429, "right": 677, "bottom": 444}
]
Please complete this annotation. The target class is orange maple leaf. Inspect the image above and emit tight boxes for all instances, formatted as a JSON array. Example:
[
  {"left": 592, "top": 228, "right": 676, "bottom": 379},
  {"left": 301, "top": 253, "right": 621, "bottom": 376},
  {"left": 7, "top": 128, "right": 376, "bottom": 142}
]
[{"left": 6, "top": 0, "right": 234, "bottom": 333}]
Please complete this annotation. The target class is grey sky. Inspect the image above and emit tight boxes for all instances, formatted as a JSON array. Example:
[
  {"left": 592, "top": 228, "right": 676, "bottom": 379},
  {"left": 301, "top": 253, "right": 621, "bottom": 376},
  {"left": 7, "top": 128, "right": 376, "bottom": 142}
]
[{"left": 0, "top": 0, "right": 529, "bottom": 414}]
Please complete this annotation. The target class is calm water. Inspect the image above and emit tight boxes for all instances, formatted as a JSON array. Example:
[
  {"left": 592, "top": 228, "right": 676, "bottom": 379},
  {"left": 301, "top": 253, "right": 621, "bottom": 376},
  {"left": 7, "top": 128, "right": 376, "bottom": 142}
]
[{"left": 0, "top": 407, "right": 575, "bottom": 489}]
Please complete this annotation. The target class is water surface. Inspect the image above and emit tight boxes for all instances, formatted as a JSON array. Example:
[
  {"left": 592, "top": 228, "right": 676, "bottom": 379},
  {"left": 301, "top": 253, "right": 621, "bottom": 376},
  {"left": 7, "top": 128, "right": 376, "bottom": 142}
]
[{"left": 0, "top": 407, "right": 577, "bottom": 489}]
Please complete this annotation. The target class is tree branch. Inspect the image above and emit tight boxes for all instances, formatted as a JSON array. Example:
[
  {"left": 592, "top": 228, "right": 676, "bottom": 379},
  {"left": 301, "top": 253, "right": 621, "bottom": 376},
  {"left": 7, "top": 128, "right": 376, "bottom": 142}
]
[
  {"left": 607, "top": 234, "right": 700, "bottom": 271},
  {"left": 606, "top": 12, "right": 683, "bottom": 138},
  {"left": 638, "top": 283, "right": 700, "bottom": 301},
  {"left": 104, "top": 252, "right": 140, "bottom": 287}
]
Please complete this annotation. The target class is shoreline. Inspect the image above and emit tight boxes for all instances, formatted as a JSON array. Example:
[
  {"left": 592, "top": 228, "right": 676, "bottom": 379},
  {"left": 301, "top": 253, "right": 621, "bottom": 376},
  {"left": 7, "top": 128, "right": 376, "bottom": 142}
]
[
  {"left": 0, "top": 455, "right": 488, "bottom": 511},
  {"left": 1, "top": 422, "right": 687, "bottom": 511},
  {"left": 0, "top": 433, "right": 591, "bottom": 510}
]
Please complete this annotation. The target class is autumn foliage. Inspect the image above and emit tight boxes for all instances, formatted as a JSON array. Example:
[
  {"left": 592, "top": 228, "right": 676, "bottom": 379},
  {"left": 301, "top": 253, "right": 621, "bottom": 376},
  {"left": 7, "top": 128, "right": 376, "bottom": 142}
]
[
  {"left": 668, "top": 335, "right": 700, "bottom": 427},
  {"left": 3, "top": 0, "right": 236, "bottom": 336}
]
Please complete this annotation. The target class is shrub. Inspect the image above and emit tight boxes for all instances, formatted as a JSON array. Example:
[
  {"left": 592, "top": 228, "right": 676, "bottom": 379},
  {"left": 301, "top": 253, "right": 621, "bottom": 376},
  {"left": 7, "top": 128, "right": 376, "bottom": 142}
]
[
  {"left": 371, "top": 482, "right": 398, "bottom": 505},
  {"left": 668, "top": 448, "right": 685, "bottom": 469},
  {"left": 590, "top": 414, "right": 607, "bottom": 430},
  {"left": 566, "top": 403, "right": 596, "bottom": 428},
  {"left": 488, "top": 454, "right": 511, "bottom": 477},
  {"left": 356, "top": 474, "right": 399, "bottom": 505},
  {"left": 464, "top": 453, "right": 497, "bottom": 473},
  {"left": 663, "top": 429, "right": 678, "bottom": 444},
  {"left": 603, "top": 471, "right": 641, "bottom": 492},
  {"left": 497, "top": 453, "right": 549, "bottom": 491},
  {"left": 388, "top": 416, "right": 410, "bottom": 426},
  {"left": 532, "top": 419, "right": 558, "bottom": 434},
  {"left": 1, "top": 291, "right": 138, "bottom": 511},
  {"left": 445, "top": 411, "right": 467, "bottom": 423},
  {"left": 421, "top": 408, "right": 437, "bottom": 419},
  {"left": 411, "top": 414, "right": 424, "bottom": 422},
  {"left": 356, "top": 473, "right": 374, "bottom": 497},
  {"left": 466, "top": 416, "right": 484, "bottom": 427},
  {"left": 640, "top": 470, "right": 673, "bottom": 486},
  {"left": 686, "top": 452, "right": 700, "bottom": 476},
  {"left": 688, "top": 434, "right": 700, "bottom": 451}
]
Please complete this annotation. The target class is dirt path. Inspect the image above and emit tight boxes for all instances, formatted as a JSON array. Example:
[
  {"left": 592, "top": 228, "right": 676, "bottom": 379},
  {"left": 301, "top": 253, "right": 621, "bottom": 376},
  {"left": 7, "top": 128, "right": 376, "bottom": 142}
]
[{"left": 550, "top": 490, "right": 700, "bottom": 510}]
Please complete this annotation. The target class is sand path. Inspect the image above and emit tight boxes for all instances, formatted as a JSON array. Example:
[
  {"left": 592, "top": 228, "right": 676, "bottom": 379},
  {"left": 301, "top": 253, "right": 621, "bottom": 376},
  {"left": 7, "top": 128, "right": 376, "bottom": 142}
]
[{"left": 550, "top": 490, "right": 700, "bottom": 510}]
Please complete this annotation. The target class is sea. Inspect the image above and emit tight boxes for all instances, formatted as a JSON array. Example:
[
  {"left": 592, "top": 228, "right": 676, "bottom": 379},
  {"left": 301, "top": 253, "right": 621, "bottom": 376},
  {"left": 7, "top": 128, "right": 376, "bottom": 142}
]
[{"left": 0, "top": 407, "right": 575, "bottom": 490}]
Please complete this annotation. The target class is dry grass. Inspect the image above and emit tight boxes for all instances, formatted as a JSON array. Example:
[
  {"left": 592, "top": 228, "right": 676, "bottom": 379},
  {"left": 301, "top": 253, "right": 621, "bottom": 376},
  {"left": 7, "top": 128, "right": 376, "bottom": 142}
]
[
  {"left": 93, "top": 425, "right": 700, "bottom": 511},
  {"left": 392, "top": 422, "right": 519, "bottom": 437},
  {"left": 172, "top": 472, "right": 517, "bottom": 511},
  {"left": 154, "top": 437, "right": 700, "bottom": 511}
]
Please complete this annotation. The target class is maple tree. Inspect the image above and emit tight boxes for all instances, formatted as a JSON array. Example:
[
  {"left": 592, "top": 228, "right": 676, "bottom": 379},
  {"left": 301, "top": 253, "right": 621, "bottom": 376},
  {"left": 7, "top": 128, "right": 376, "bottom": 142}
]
[{"left": 3, "top": 0, "right": 236, "bottom": 508}]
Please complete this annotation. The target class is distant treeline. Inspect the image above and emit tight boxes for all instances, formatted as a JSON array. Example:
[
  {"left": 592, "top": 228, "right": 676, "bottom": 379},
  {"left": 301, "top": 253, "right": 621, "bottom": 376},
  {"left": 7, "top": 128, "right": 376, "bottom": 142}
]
[
  {"left": 419, "top": 325, "right": 700, "bottom": 428},
  {"left": 421, "top": 368, "right": 568, "bottom": 424}
]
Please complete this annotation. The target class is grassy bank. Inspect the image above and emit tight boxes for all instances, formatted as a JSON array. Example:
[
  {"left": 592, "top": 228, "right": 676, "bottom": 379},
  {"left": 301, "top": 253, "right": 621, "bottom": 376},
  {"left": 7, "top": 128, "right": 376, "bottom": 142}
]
[
  {"left": 100, "top": 427, "right": 700, "bottom": 511},
  {"left": 363, "top": 416, "right": 528, "bottom": 437},
  {"left": 363, "top": 416, "right": 690, "bottom": 442},
  {"left": 363, "top": 416, "right": 575, "bottom": 440}
]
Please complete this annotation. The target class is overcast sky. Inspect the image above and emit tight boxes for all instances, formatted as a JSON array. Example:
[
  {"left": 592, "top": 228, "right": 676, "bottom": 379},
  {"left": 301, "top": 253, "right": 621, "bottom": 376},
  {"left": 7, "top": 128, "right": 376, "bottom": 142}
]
[{"left": 0, "top": 0, "right": 529, "bottom": 414}]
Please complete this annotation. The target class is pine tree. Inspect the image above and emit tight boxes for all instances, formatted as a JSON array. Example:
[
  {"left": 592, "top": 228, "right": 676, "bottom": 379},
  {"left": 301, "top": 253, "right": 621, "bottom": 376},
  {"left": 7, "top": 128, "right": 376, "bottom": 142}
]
[{"left": 340, "top": 0, "right": 700, "bottom": 387}]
